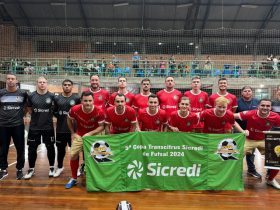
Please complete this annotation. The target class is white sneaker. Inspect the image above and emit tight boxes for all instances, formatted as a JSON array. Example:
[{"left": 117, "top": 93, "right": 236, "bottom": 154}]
[
  {"left": 24, "top": 168, "right": 35, "bottom": 180},
  {"left": 53, "top": 167, "right": 64, "bottom": 177},
  {"left": 49, "top": 167, "right": 55, "bottom": 177},
  {"left": 267, "top": 179, "right": 280, "bottom": 190}
]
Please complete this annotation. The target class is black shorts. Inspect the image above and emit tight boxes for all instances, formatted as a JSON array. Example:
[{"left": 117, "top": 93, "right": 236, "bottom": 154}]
[
  {"left": 56, "top": 133, "right": 71, "bottom": 148},
  {"left": 27, "top": 129, "right": 55, "bottom": 147}
]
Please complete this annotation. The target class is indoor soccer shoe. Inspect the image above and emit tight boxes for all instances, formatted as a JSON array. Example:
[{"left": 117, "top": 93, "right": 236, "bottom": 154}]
[{"left": 65, "top": 178, "right": 77, "bottom": 189}]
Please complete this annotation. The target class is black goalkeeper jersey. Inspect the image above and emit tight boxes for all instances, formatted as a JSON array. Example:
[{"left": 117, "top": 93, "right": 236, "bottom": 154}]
[
  {"left": 28, "top": 91, "right": 55, "bottom": 130},
  {"left": 0, "top": 88, "right": 27, "bottom": 127},
  {"left": 53, "top": 93, "right": 80, "bottom": 133}
]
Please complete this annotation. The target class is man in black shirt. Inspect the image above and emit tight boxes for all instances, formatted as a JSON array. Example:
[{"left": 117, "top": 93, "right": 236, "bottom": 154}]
[
  {"left": 53, "top": 79, "right": 80, "bottom": 177},
  {"left": 24, "top": 76, "right": 56, "bottom": 179},
  {"left": 0, "top": 73, "right": 27, "bottom": 180}
]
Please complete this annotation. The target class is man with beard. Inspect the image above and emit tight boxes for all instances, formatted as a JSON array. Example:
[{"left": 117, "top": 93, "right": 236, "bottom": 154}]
[
  {"left": 105, "top": 93, "right": 137, "bottom": 134},
  {"left": 209, "top": 78, "right": 237, "bottom": 113},
  {"left": 137, "top": 94, "right": 167, "bottom": 132},
  {"left": 88, "top": 74, "right": 109, "bottom": 112},
  {"left": 234, "top": 99, "right": 280, "bottom": 190},
  {"left": 65, "top": 91, "right": 105, "bottom": 189},
  {"left": 157, "top": 76, "right": 182, "bottom": 117},
  {"left": 132, "top": 78, "right": 152, "bottom": 113},
  {"left": 53, "top": 79, "right": 80, "bottom": 177}
]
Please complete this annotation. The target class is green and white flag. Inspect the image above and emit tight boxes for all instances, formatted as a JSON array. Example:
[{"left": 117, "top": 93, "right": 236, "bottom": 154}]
[{"left": 83, "top": 132, "right": 245, "bottom": 192}]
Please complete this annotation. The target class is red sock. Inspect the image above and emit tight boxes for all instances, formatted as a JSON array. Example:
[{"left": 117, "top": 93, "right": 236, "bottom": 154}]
[
  {"left": 70, "top": 159, "right": 79, "bottom": 179},
  {"left": 268, "top": 169, "right": 279, "bottom": 181}
]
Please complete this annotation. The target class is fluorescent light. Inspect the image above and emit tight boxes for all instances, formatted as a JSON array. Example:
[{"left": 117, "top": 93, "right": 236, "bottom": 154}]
[
  {"left": 113, "top": 2, "right": 129, "bottom": 7},
  {"left": 50, "top": 2, "right": 66, "bottom": 6},
  {"left": 241, "top": 4, "right": 258, "bottom": 9},
  {"left": 177, "top": 3, "right": 193, "bottom": 8}
]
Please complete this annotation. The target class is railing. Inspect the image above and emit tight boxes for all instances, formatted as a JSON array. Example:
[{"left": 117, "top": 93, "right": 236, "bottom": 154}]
[{"left": 0, "top": 58, "right": 279, "bottom": 79}]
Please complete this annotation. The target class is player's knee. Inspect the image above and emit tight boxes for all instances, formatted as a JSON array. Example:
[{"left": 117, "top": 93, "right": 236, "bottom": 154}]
[{"left": 70, "top": 153, "right": 79, "bottom": 160}]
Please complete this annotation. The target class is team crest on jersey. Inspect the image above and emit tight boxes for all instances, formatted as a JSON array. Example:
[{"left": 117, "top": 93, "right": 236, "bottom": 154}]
[
  {"left": 69, "top": 100, "right": 76, "bottom": 106},
  {"left": 162, "top": 105, "right": 166, "bottom": 109},
  {"left": 46, "top": 98, "right": 51, "bottom": 104},
  {"left": 227, "top": 99, "right": 231, "bottom": 104},
  {"left": 90, "top": 117, "right": 96, "bottom": 122},
  {"left": 126, "top": 98, "right": 130, "bottom": 103},
  {"left": 59, "top": 111, "right": 63, "bottom": 115},
  {"left": 16, "top": 96, "right": 22, "bottom": 102},
  {"left": 98, "top": 95, "right": 103, "bottom": 101},
  {"left": 186, "top": 122, "right": 191, "bottom": 127},
  {"left": 221, "top": 121, "right": 226, "bottom": 125},
  {"left": 173, "top": 95, "right": 178, "bottom": 100},
  {"left": 155, "top": 119, "right": 160, "bottom": 125},
  {"left": 199, "top": 97, "right": 204, "bottom": 103},
  {"left": 266, "top": 121, "right": 271, "bottom": 127},
  {"left": 124, "top": 118, "right": 129, "bottom": 123}
]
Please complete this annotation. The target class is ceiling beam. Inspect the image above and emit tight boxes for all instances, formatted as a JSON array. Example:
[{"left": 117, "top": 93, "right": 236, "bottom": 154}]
[
  {"left": 258, "top": 0, "right": 279, "bottom": 30},
  {"left": 0, "top": 4, "right": 15, "bottom": 24},
  {"left": 201, "top": 0, "right": 210, "bottom": 29},
  {"left": 184, "top": 0, "right": 200, "bottom": 30},
  {"left": 228, "top": 4, "right": 242, "bottom": 29},
  {"left": 15, "top": 0, "right": 31, "bottom": 26},
  {"left": 79, "top": 0, "right": 89, "bottom": 28}
]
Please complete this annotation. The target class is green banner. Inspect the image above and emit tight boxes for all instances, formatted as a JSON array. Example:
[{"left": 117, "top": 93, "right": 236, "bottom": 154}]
[{"left": 83, "top": 132, "right": 245, "bottom": 192}]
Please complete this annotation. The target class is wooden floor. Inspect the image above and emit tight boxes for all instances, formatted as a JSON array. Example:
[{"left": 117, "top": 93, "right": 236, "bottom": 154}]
[{"left": 0, "top": 140, "right": 279, "bottom": 210}]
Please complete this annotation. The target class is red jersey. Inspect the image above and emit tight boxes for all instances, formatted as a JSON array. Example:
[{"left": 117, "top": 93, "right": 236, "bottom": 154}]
[
  {"left": 105, "top": 105, "right": 137, "bottom": 134},
  {"left": 209, "top": 92, "right": 237, "bottom": 111},
  {"left": 109, "top": 91, "right": 135, "bottom": 107},
  {"left": 86, "top": 88, "right": 109, "bottom": 111},
  {"left": 184, "top": 90, "right": 209, "bottom": 129},
  {"left": 238, "top": 110, "right": 280, "bottom": 140},
  {"left": 138, "top": 108, "right": 167, "bottom": 131},
  {"left": 156, "top": 89, "right": 182, "bottom": 117},
  {"left": 184, "top": 90, "right": 209, "bottom": 112},
  {"left": 200, "top": 108, "right": 235, "bottom": 134},
  {"left": 169, "top": 111, "right": 199, "bottom": 132},
  {"left": 68, "top": 104, "right": 105, "bottom": 136},
  {"left": 132, "top": 93, "right": 151, "bottom": 112}
]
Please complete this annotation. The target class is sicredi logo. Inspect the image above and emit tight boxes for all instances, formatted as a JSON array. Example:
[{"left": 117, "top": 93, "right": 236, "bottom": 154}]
[{"left": 127, "top": 160, "right": 201, "bottom": 180}]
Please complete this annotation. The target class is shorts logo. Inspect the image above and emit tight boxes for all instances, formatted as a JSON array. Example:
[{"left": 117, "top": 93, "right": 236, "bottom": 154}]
[
  {"left": 216, "top": 138, "right": 239, "bottom": 160},
  {"left": 90, "top": 140, "right": 113, "bottom": 163},
  {"left": 127, "top": 160, "right": 143, "bottom": 180}
]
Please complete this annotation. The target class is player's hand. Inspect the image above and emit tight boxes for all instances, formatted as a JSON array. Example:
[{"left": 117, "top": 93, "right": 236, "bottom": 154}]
[
  {"left": 243, "top": 130, "right": 249, "bottom": 137},
  {"left": 71, "top": 133, "right": 81, "bottom": 141}
]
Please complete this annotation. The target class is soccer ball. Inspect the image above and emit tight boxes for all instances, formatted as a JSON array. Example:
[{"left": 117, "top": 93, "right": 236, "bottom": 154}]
[
  {"left": 90, "top": 140, "right": 112, "bottom": 159},
  {"left": 116, "top": 201, "right": 132, "bottom": 210},
  {"left": 217, "top": 138, "right": 237, "bottom": 158}
]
